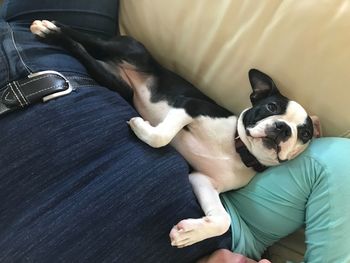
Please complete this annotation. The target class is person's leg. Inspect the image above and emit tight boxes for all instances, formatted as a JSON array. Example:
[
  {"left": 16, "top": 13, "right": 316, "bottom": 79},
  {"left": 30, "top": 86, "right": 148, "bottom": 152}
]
[
  {"left": 0, "top": 1, "right": 232, "bottom": 262},
  {"left": 0, "top": 86, "right": 230, "bottom": 262},
  {"left": 221, "top": 138, "right": 350, "bottom": 262},
  {"left": 0, "top": 36, "right": 232, "bottom": 263},
  {"left": 0, "top": 0, "right": 121, "bottom": 82}
]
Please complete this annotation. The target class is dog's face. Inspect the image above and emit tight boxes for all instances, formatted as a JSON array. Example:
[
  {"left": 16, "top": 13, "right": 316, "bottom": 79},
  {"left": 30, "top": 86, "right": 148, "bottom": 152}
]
[{"left": 237, "top": 69, "right": 320, "bottom": 166}]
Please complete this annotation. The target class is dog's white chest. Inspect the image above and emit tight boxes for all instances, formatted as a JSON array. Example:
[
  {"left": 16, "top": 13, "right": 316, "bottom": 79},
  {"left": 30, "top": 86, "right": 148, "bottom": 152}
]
[
  {"left": 172, "top": 116, "right": 255, "bottom": 192},
  {"left": 125, "top": 74, "right": 255, "bottom": 191}
]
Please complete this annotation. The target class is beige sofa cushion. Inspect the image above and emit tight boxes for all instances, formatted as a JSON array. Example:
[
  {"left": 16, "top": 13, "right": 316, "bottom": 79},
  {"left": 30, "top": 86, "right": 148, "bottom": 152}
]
[{"left": 120, "top": 0, "right": 350, "bottom": 137}]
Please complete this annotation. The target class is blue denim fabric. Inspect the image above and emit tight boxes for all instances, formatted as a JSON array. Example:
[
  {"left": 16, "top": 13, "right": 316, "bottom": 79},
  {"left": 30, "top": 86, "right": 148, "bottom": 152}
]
[
  {"left": 0, "top": 20, "right": 89, "bottom": 87},
  {"left": 1, "top": 0, "right": 120, "bottom": 37},
  {"left": 0, "top": 1, "right": 231, "bottom": 262}
]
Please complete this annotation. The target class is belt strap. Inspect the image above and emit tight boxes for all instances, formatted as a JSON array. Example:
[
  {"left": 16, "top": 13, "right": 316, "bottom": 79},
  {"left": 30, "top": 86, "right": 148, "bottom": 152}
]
[{"left": 0, "top": 70, "right": 96, "bottom": 116}]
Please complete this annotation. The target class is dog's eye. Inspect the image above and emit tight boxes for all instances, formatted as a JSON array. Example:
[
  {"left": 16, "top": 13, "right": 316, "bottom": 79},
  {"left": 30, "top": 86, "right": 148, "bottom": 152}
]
[
  {"left": 301, "top": 130, "right": 311, "bottom": 140},
  {"left": 266, "top": 102, "right": 278, "bottom": 113}
]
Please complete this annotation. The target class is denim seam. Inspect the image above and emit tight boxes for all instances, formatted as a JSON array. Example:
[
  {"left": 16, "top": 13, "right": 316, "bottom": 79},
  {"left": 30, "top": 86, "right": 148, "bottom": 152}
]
[
  {"left": 9, "top": 23, "right": 32, "bottom": 74},
  {"left": 0, "top": 24, "right": 11, "bottom": 82}
]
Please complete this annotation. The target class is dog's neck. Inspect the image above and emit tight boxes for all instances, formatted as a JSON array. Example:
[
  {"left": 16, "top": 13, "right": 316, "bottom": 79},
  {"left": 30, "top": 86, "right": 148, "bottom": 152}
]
[
  {"left": 234, "top": 125, "right": 268, "bottom": 173},
  {"left": 234, "top": 131, "right": 267, "bottom": 172}
]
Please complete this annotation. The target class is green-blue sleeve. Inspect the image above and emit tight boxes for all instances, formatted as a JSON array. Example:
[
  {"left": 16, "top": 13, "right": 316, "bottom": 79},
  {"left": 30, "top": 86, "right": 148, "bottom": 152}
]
[{"left": 221, "top": 137, "right": 350, "bottom": 262}]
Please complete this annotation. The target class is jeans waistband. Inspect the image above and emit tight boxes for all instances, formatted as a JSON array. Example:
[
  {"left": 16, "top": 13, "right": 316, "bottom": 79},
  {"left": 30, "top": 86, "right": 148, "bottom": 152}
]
[{"left": 0, "top": 20, "right": 91, "bottom": 88}]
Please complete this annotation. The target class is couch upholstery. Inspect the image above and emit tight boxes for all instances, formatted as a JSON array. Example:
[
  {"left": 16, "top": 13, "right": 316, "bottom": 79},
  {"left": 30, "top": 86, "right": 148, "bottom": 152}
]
[
  {"left": 119, "top": 0, "right": 350, "bottom": 138},
  {"left": 119, "top": 1, "right": 350, "bottom": 261}
]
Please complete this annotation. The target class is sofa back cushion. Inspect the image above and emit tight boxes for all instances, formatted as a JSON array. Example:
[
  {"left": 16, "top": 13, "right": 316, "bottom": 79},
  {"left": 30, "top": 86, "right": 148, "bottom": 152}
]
[{"left": 120, "top": 0, "right": 350, "bottom": 137}]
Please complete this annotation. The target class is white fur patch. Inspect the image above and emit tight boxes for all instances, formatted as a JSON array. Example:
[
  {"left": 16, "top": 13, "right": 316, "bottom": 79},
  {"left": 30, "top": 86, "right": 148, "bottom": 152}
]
[
  {"left": 30, "top": 20, "right": 60, "bottom": 37},
  {"left": 128, "top": 108, "right": 192, "bottom": 148}
]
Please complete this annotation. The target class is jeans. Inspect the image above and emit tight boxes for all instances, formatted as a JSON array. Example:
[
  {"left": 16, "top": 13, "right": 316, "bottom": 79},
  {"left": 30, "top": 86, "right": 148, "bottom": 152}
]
[
  {"left": 0, "top": 0, "right": 231, "bottom": 262},
  {"left": 1, "top": 0, "right": 120, "bottom": 37}
]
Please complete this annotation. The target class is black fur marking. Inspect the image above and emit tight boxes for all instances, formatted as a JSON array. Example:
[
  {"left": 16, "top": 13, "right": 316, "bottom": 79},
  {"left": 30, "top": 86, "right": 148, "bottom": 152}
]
[
  {"left": 40, "top": 22, "right": 233, "bottom": 119},
  {"left": 149, "top": 65, "right": 233, "bottom": 118},
  {"left": 297, "top": 116, "right": 314, "bottom": 144},
  {"left": 242, "top": 95, "right": 289, "bottom": 128},
  {"left": 248, "top": 69, "right": 281, "bottom": 105}
]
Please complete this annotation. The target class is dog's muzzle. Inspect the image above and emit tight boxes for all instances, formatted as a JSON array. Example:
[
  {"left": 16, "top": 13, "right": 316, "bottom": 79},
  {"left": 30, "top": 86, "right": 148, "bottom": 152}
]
[{"left": 263, "top": 121, "right": 292, "bottom": 149}]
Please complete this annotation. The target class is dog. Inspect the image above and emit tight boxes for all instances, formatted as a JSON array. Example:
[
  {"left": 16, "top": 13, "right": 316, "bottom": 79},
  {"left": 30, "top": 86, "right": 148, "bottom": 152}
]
[{"left": 30, "top": 20, "right": 320, "bottom": 248}]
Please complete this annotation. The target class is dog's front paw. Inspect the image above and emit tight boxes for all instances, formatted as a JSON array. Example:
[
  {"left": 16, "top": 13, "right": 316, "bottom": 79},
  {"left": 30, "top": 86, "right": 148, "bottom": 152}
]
[
  {"left": 30, "top": 20, "right": 60, "bottom": 38},
  {"left": 128, "top": 117, "right": 149, "bottom": 137},
  {"left": 128, "top": 117, "right": 169, "bottom": 148},
  {"left": 169, "top": 214, "right": 231, "bottom": 248},
  {"left": 127, "top": 116, "right": 154, "bottom": 143}
]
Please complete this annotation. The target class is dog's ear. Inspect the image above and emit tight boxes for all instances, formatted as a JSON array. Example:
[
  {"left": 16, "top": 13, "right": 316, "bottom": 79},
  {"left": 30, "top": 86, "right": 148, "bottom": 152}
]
[
  {"left": 310, "top": 115, "right": 322, "bottom": 138},
  {"left": 248, "top": 69, "right": 280, "bottom": 105}
]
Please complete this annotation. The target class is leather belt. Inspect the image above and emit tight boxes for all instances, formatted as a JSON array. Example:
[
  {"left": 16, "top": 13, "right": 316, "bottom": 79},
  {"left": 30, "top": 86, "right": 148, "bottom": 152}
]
[{"left": 0, "top": 70, "right": 97, "bottom": 116}]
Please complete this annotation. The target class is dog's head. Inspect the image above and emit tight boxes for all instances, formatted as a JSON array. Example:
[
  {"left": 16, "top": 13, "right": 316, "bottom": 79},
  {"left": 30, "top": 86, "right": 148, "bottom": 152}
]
[{"left": 237, "top": 69, "right": 321, "bottom": 166}]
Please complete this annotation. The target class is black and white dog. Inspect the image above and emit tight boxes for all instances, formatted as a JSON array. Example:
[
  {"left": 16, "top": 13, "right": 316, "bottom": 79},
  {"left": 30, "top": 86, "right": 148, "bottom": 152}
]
[{"left": 31, "top": 20, "right": 320, "bottom": 248}]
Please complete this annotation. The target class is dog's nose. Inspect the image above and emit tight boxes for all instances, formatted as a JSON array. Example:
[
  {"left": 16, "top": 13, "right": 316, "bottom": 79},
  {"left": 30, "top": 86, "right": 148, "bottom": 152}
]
[{"left": 274, "top": 121, "right": 291, "bottom": 140}]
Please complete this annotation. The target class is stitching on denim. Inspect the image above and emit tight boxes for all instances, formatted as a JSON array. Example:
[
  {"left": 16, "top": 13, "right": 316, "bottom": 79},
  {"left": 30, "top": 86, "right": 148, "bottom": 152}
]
[{"left": 9, "top": 26, "right": 31, "bottom": 74}]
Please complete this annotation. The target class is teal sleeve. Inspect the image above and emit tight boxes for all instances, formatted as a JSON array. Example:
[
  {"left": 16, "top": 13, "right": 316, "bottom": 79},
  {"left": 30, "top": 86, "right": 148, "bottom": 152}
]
[{"left": 221, "top": 137, "right": 350, "bottom": 262}]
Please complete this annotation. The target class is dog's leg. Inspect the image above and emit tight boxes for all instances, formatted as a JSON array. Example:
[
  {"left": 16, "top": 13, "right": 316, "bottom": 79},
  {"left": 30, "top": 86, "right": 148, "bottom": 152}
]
[
  {"left": 128, "top": 108, "right": 192, "bottom": 148},
  {"left": 30, "top": 20, "right": 113, "bottom": 60},
  {"left": 30, "top": 20, "right": 148, "bottom": 102},
  {"left": 169, "top": 172, "right": 231, "bottom": 248},
  {"left": 31, "top": 20, "right": 155, "bottom": 71},
  {"left": 32, "top": 20, "right": 105, "bottom": 57}
]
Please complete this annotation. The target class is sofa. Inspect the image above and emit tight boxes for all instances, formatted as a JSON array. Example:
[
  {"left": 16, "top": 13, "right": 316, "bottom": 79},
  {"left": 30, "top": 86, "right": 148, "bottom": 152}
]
[
  {"left": 1, "top": 0, "right": 347, "bottom": 261},
  {"left": 119, "top": 1, "right": 350, "bottom": 262}
]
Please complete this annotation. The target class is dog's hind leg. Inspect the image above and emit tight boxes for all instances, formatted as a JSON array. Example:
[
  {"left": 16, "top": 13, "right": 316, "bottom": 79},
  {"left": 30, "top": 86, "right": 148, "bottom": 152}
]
[
  {"left": 128, "top": 108, "right": 193, "bottom": 148},
  {"left": 31, "top": 20, "right": 155, "bottom": 72},
  {"left": 169, "top": 172, "right": 231, "bottom": 247},
  {"left": 30, "top": 20, "right": 147, "bottom": 102},
  {"left": 30, "top": 20, "right": 116, "bottom": 61}
]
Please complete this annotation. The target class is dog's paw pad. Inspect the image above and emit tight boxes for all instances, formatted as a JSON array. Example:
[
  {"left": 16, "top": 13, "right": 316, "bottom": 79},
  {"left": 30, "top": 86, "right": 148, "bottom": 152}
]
[
  {"left": 30, "top": 20, "right": 60, "bottom": 38},
  {"left": 169, "top": 218, "right": 206, "bottom": 248},
  {"left": 128, "top": 117, "right": 144, "bottom": 128},
  {"left": 128, "top": 117, "right": 148, "bottom": 136},
  {"left": 42, "top": 20, "right": 59, "bottom": 31},
  {"left": 169, "top": 215, "right": 231, "bottom": 248}
]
